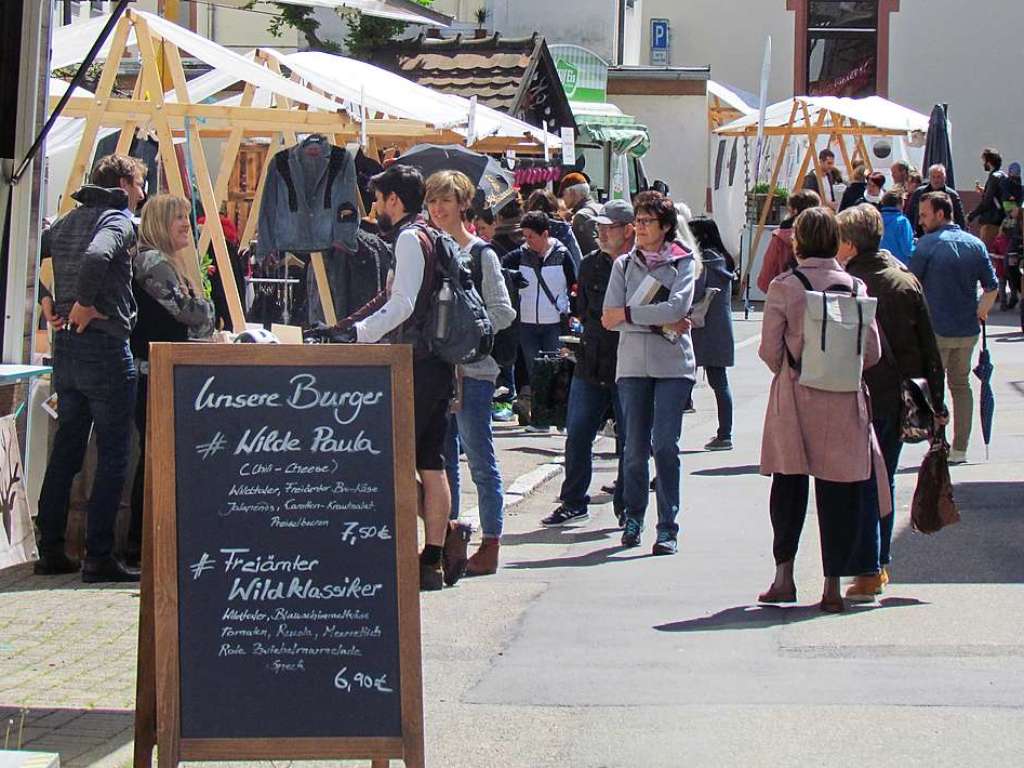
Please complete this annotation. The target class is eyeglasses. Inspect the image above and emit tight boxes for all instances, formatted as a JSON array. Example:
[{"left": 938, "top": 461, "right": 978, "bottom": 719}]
[{"left": 634, "top": 216, "right": 659, "bottom": 227}]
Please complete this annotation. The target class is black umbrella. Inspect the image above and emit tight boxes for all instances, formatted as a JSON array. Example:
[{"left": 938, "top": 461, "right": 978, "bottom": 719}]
[
  {"left": 972, "top": 321, "right": 995, "bottom": 459},
  {"left": 397, "top": 144, "right": 516, "bottom": 213},
  {"left": 923, "top": 104, "right": 955, "bottom": 189}
]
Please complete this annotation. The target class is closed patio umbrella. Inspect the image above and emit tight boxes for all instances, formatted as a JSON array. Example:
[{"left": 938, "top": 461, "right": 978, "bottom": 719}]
[
  {"left": 972, "top": 322, "right": 995, "bottom": 459},
  {"left": 923, "top": 104, "right": 955, "bottom": 189}
]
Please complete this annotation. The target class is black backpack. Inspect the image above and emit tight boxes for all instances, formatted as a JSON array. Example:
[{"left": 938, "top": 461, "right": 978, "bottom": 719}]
[
  {"left": 412, "top": 226, "right": 494, "bottom": 365},
  {"left": 469, "top": 241, "right": 524, "bottom": 367}
]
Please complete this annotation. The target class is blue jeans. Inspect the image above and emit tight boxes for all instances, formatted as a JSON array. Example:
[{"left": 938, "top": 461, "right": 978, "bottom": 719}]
[
  {"left": 37, "top": 331, "right": 137, "bottom": 560},
  {"left": 519, "top": 322, "right": 562, "bottom": 382},
  {"left": 444, "top": 377, "right": 504, "bottom": 538},
  {"left": 559, "top": 375, "right": 625, "bottom": 511},
  {"left": 872, "top": 413, "right": 903, "bottom": 567},
  {"left": 704, "top": 366, "right": 733, "bottom": 441},
  {"left": 618, "top": 376, "right": 693, "bottom": 536}
]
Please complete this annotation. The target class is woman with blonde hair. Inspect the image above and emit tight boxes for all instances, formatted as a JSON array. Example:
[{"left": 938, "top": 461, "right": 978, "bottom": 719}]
[{"left": 127, "top": 194, "right": 215, "bottom": 566}]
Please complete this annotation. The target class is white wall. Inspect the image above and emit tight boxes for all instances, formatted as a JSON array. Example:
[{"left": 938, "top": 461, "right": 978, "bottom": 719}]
[
  {"left": 889, "top": 0, "right": 1023, "bottom": 189},
  {"left": 487, "top": 0, "right": 618, "bottom": 61},
  {"left": 640, "top": 0, "right": 793, "bottom": 99},
  {"left": 607, "top": 93, "right": 708, "bottom": 211}
]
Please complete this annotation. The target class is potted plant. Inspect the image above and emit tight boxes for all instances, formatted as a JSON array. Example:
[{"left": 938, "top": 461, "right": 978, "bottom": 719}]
[
  {"left": 474, "top": 7, "right": 488, "bottom": 38},
  {"left": 747, "top": 183, "right": 790, "bottom": 225}
]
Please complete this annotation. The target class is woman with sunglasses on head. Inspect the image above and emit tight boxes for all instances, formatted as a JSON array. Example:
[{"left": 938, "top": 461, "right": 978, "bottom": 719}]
[{"left": 602, "top": 191, "right": 698, "bottom": 555}]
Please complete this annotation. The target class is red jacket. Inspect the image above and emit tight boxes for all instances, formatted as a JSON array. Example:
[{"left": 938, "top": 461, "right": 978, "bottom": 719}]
[{"left": 757, "top": 226, "right": 794, "bottom": 294}]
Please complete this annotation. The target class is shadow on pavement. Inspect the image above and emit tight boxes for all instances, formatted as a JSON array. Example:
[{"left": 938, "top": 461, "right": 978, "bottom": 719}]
[
  {"left": 653, "top": 597, "right": 928, "bottom": 633},
  {"left": 0, "top": 562, "right": 141, "bottom": 594},
  {"left": 0, "top": 705, "right": 132, "bottom": 765},
  {"left": 502, "top": 526, "right": 621, "bottom": 547},
  {"left": 505, "top": 543, "right": 650, "bottom": 570},
  {"left": 892, "top": 481, "right": 1024, "bottom": 584},
  {"left": 691, "top": 464, "right": 762, "bottom": 477}
]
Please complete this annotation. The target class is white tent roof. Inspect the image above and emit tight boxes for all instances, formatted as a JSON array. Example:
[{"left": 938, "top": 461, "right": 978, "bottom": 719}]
[
  {"left": 266, "top": 49, "right": 561, "bottom": 147},
  {"left": 708, "top": 81, "right": 759, "bottom": 116},
  {"left": 267, "top": 0, "right": 452, "bottom": 25},
  {"left": 716, "top": 96, "right": 929, "bottom": 135}
]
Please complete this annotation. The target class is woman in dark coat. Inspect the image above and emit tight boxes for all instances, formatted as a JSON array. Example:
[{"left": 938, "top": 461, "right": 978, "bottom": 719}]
[{"left": 689, "top": 217, "right": 736, "bottom": 450}]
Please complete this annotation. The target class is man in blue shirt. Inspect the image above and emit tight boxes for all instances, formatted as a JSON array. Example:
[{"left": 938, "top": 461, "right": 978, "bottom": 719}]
[{"left": 910, "top": 192, "right": 998, "bottom": 463}]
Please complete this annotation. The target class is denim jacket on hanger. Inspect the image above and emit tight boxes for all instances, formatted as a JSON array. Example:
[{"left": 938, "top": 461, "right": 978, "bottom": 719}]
[{"left": 255, "top": 136, "right": 360, "bottom": 259}]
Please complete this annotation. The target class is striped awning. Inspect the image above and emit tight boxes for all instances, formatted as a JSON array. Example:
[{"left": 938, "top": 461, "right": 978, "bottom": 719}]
[{"left": 574, "top": 109, "right": 651, "bottom": 158}]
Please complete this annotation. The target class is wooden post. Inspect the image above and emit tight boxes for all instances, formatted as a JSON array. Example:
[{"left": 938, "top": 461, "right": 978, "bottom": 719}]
[
  {"left": 831, "top": 112, "right": 855, "bottom": 181},
  {"left": 115, "top": 75, "right": 145, "bottom": 156},
  {"left": 59, "top": 15, "right": 132, "bottom": 213},
  {"left": 132, "top": 15, "right": 187, "bottom": 202},
  {"left": 309, "top": 251, "right": 337, "bottom": 326},
  {"left": 160, "top": 39, "right": 247, "bottom": 331},
  {"left": 196, "top": 83, "right": 255, "bottom": 256},
  {"left": 854, "top": 122, "right": 874, "bottom": 172},
  {"left": 238, "top": 136, "right": 283, "bottom": 249},
  {"left": 801, "top": 101, "right": 828, "bottom": 203}
]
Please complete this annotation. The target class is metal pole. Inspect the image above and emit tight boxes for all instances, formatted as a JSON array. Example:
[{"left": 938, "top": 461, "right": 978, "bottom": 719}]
[{"left": 10, "top": 0, "right": 131, "bottom": 185}]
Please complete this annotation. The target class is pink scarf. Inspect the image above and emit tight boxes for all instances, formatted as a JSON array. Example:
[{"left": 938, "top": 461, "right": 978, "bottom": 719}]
[{"left": 639, "top": 240, "right": 691, "bottom": 269}]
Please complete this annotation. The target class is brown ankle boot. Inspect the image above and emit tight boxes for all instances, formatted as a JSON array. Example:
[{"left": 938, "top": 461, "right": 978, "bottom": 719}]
[{"left": 466, "top": 538, "right": 500, "bottom": 576}]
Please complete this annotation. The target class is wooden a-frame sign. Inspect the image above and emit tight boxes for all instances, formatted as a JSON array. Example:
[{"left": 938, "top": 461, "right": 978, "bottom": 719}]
[{"left": 134, "top": 343, "right": 424, "bottom": 767}]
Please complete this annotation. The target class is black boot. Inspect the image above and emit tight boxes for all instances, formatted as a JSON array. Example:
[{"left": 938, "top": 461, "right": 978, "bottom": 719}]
[
  {"left": 33, "top": 551, "right": 80, "bottom": 576},
  {"left": 82, "top": 556, "right": 140, "bottom": 584}
]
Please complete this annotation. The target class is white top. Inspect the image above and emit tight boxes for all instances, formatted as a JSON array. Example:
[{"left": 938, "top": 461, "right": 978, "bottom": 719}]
[{"left": 355, "top": 227, "right": 424, "bottom": 344}]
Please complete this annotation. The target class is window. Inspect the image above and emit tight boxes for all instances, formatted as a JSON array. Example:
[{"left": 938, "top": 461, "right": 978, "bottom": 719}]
[
  {"left": 788, "top": 0, "right": 899, "bottom": 98},
  {"left": 807, "top": 1, "right": 878, "bottom": 97}
]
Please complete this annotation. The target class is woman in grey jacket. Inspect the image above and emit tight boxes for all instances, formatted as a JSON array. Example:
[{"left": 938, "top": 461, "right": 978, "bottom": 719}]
[{"left": 602, "top": 192, "right": 697, "bottom": 554}]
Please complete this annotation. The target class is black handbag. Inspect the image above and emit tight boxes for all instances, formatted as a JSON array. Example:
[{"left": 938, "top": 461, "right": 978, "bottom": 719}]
[{"left": 879, "top": 328, "right": 935, "bottom": 444}]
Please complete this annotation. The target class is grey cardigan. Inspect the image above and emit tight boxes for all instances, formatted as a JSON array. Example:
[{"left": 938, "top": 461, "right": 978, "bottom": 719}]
[{"left": 604, "top": 246, "right": 697, "bottom": 380}]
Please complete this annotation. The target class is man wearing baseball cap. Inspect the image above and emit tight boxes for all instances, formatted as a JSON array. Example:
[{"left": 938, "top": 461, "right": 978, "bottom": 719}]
[{"left": 541, "top": 200, "right": 635, "bottom": 527}]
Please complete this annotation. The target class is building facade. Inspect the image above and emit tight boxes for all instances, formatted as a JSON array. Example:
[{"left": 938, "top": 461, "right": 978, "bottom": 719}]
[{"left": 637, "top": 0, "right": 1023, "bottom": 194}]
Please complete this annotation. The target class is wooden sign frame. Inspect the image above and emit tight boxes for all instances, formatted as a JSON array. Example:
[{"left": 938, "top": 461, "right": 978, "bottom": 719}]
[{"left": 134, "top": 343, "right": 424, "bottom": 768}]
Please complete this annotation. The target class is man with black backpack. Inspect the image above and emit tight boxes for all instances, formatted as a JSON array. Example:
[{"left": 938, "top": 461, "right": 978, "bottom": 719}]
[
  {"left": 349, "top": 165, "right": 460, "bottom": 591},
  {"left": 426, "top": 172, "right": 516, "bottom": 578}
]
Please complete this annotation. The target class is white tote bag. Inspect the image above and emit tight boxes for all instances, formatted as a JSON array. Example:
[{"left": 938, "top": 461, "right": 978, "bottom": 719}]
[{"left": 0, "top": 414, "right": 38, "bottom": 569}]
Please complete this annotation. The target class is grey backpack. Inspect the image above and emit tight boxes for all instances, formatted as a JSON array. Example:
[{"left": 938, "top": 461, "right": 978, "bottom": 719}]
[{"left": 785, "top": 270, "right": 878, "bottom": 392}]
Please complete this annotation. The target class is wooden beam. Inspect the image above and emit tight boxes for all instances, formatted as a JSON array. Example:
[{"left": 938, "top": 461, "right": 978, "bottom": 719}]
[
  {"left": 239, "top": 137, "right": 283, "bottom": 249},
  {"left": 261, "top": 53, "right": 298, "bottom": 147},
  {"left": 792, "top": 108, "right": 830, "bottom": 206},
  {"left": 853, "top": 121, "right": 874, "bottom": 172},
  {"left": 197, "top": 83, "right": 255, "bottom": 256},
  {"left": 133, "top": 16, "right": 187, "bottom": 201},
  {"left": 163, "top": 40, "right": 247, "bottom": 333},
  {"left": 800, "top": 101, "right": 830, "bottom": 206},
  {"left": 115, "top": 75, "right": 145, "bottom": 156},
  {"left": 59, "top": 14, "right": 132, "bottom": 213},
  {"left": 716, "top": 125, "right": 911, "bottom": 138},
  {"left": 830, "top": 111, "right": 855, "bottom": 181},
  {"left": 310, "top": 252, "right": 337, "bottom": 326}
]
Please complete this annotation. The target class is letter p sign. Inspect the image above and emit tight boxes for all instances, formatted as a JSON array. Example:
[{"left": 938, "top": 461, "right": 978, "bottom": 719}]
[{"left": 650, "top": 19, "right": 670, "bottom": 65}]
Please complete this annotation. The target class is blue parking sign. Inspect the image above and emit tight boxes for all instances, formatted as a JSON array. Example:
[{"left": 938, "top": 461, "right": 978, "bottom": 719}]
[{"left": 651, "top": 17, "right": 667, "bottom": 49}]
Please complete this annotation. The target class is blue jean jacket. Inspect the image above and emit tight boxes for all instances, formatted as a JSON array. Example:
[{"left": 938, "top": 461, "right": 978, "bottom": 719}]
[{"left": 256, "top": 138, "right": 360, "bottom": 259}]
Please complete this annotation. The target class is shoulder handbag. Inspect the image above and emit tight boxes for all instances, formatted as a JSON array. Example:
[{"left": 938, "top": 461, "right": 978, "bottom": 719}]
[
  {"left": 911, "top": 426, "right": 960, "bottom": 534},
  {"left": 879, "top": 326, "right": 935, "bottom": 444}
]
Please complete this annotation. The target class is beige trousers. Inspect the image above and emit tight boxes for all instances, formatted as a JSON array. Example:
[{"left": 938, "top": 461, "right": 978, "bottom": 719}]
[{"left": 936, "top": 335, "right": 978, "bottom": 452}]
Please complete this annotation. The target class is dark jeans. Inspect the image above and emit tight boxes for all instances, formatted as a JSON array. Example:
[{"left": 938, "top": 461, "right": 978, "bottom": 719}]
[
  {"left": 871, "top": 414, "right": 903, "bottom": 567},
  {"left": 37, "top": 331, "right": 137, "bottom": 560},
  {"left": 769, "top": 472, "right": 879, "bottom": 577},
  {"left": 559, "top": 375, "right": 624, "bottom": 511},
  {"left": 618, "top": 376, "right": 693, "bottom": 536},
  {"left": 704, "top": 366, "right": 733, "bottom": 441},
  {"left": 128, "top": 373, "right": 150, "bottom": 558},
  {"left": 519, "top": 322, "right": 562, "bottom": 382}
]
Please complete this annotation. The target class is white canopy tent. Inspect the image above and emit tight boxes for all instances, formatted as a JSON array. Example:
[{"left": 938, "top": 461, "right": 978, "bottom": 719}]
[
  {"left": 265, "top": 0, "right": 453, "bottom": 25},
  {"left": 711, "top": 96, "right": 931, "bottom": 285}
]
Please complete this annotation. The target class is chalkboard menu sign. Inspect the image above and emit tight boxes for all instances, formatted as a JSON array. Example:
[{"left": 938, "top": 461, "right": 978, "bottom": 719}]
[{"left": 134, "top": 344, "right": 423, "bottom": 768}]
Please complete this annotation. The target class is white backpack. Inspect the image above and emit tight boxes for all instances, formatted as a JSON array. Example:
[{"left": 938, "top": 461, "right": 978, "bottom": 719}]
[{"left": 785, "top": 270, "right": 878, "bottom": 393}]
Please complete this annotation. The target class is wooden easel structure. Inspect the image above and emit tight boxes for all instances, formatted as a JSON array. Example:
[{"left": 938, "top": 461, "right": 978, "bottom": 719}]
[
  {"left": 716, "top": 96, "right": 922, "bottom": 279},
  {"left": 51, "top": 9, "right": 473, "bottom": 331}
]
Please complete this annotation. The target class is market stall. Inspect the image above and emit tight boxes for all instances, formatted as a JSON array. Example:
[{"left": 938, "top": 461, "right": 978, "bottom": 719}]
[
  {"left": 48, "top": 10, "right": 561, "bottom": 331},
  {"left": 712, "top": 96, "right": 929, "bottom": 292}
]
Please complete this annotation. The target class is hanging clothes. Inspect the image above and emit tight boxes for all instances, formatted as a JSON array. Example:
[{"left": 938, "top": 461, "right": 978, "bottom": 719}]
[{"left": 256, "top": 135, "right": 360, "bottom": 259}]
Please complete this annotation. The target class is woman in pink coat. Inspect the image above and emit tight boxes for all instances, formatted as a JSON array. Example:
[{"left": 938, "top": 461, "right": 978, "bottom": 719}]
[{"left": 757, "top": 207, "right": 890, "bottom": 613}]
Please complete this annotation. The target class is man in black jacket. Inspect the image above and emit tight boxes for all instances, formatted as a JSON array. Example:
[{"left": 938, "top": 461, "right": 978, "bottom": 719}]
[
  {"left": 36, "top": 154, "right": 147, "bottom": 582},
  {"left": 969, "top": 147, "right": 1006, "bottom": 250},
  {"left": 909, "top": 164, "right": 966, "bottom": 236},
  {"left": 541, "top": 200, "right": 634, "bottom": 526}
]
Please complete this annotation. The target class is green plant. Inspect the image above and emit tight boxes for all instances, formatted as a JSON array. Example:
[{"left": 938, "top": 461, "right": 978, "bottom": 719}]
[
  {"left": 475, "top": 6, "right": 488, "bottom": 26},
  {"left": 344, "top": 0, "right": 434, "bottom": 61},
  {"left": 246, "top": 2, "right": 341, "bottom": 53},
  {"left": 751, "top": 183, "right": 789, "bottom": 201}
]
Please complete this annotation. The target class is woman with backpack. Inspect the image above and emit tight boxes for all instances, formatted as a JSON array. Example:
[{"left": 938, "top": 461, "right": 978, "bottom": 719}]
[
  {"left": 602, "top": 191, "right": 698, "bottom": 556},
  {"left": 757, "top": 207, "right": 889, "bottom": 613},
  {"left": 426, "top": 171, "right": 516, "bottom": 578},
  {"left": 688, "top": 216, "right": 737, "bottom": 451}
]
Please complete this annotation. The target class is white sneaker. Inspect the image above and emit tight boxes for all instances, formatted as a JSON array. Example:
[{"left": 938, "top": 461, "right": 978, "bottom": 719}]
[{"left": 948, "top": 449, "right": 967, "bottom": 465}]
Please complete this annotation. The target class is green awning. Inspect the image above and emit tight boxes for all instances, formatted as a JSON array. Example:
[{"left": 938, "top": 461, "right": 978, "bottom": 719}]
[{"left": 574, "top": 111, "right": 651, "bottom": 158}]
